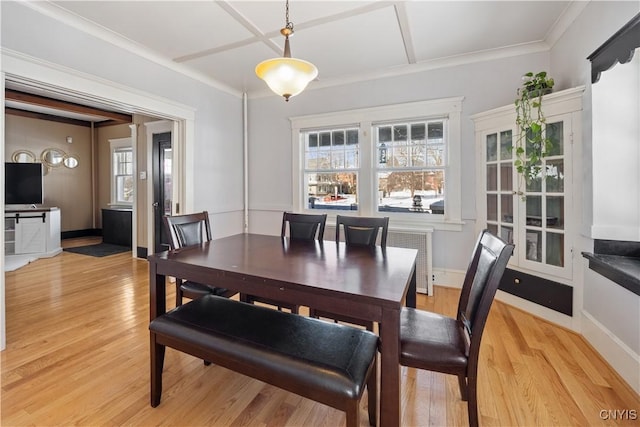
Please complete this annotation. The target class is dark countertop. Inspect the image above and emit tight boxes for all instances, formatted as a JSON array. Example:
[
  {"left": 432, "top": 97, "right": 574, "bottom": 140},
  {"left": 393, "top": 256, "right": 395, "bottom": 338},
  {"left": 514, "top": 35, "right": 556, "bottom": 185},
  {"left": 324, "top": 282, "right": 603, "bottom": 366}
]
[{"left": 582, "top": 252, "right": 640, "bottom": 297}]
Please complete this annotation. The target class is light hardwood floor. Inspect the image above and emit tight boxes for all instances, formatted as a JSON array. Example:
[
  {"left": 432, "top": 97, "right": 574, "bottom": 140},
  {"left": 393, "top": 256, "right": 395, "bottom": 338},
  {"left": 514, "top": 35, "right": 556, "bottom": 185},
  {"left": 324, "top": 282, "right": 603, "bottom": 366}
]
[{"left": 2, "top": 237, "right": 638, "bottom": 426}]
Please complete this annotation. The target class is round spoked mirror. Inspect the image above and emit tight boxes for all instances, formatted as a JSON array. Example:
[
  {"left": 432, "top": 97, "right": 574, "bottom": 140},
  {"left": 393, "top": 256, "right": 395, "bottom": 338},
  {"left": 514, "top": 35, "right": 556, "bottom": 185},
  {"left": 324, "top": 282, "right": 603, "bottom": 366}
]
[
  {"left": 63, "top": 154, "right": 79, "bottom": 169},
  {"left": 41, "top": 148, "right": 66, "bottom": 168},
  {"left": 11, "top": 150, "right": 36, "bottom": 163}
]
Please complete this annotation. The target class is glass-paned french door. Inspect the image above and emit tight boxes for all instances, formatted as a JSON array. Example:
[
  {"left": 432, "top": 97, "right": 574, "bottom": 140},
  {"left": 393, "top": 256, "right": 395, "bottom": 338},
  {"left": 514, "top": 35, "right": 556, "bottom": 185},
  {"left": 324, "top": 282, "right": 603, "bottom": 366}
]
[{"left": 482, "top": 114, "right": 572, "bottom": 278}]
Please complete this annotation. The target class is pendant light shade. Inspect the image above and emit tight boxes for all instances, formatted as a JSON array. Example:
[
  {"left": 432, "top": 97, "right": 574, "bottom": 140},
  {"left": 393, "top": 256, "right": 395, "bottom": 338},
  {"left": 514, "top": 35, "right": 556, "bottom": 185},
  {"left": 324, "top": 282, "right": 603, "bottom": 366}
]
[
  {"left": 255, "top": 0, "right": 318, "bottom": 101},
  {"left": 255, "top": 57, "right": 318, "bottom": 101}
]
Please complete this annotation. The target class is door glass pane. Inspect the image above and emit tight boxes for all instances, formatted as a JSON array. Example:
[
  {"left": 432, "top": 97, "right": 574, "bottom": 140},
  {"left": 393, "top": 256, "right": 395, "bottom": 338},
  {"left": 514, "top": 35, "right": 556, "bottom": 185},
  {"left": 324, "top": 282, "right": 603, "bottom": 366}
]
[
  {"left": 525, "top": 229, "right": 542, "bottom": 263},
  {"left": 488, "top": 223, "right": 498, "bottom": 236},
  {"left": 547, "top": 196, "right": 564, "bottom": 229},
  {"left": 486, "top": 133, "right": 497, "bottom": 161},
  {"left": 487, "top": 164, "right": 497, "bottom": 191},
  {"left": 163, "top": 148, "right": 172, "bottom": 216},
  {"left": 546, "top": 232, "right": 564, "bottom": 267},
  {"left": 546, "top": 159, "right": 564, "bottom": 193},
  {"left": 526, "top": 171, "right": 542, "bottom": 192},
  {"left": 526, "top": 196, "right": 542, "bottom": 226},
  {"left": 546, "top": 122, "right": 563, "bottom": 156},
  {"left": 500, "top": 162, "right": 512, "bottom": 191},
  {"left": 501, "top": 194, "right": 513, "bottom": 223},
  {"left": 487, "top": 194, "right": 498, "bottom": 221},
  {"left": 501, "top": 226, "right": 513, "bottom": 244},
  {"left": 500, "top": 130, "right": 512, "bottom": 160}
]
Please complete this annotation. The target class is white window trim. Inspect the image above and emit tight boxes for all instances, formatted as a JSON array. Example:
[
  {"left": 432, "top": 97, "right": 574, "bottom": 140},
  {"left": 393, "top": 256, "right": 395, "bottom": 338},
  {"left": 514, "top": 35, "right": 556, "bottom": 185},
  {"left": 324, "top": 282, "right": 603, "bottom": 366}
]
[
  {"left": 109, "top": 137, "right": 133, "bottom": 207},
  {"left": 291, "top": 98, "right": 464, "bottom": 231}
]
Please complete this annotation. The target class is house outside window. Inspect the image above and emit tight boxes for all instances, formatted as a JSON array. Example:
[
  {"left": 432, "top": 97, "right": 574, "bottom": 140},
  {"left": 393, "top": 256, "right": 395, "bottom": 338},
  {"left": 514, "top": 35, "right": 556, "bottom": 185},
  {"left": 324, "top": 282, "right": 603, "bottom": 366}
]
[
  {"left": 110, "top": 138, "right": 133, "bottom": 205},
  {"left": 375, "top": 120, "right": 446, "bottom": 214},
  {"left": 291, "top": 98, "right": 464, "bottom": 231},
  {"left": 304, "top": 128, "right": 359, "bottom": 210}
]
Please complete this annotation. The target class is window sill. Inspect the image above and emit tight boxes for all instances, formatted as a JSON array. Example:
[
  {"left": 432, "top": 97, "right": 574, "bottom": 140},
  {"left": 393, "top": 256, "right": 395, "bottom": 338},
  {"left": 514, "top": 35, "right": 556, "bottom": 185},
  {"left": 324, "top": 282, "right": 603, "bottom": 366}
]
[
  {"left": 304, "top": 209, "right": 464, "bottom": 232},
  {"left": 582, "top": 252, "right": 640, "bottom": 297}
]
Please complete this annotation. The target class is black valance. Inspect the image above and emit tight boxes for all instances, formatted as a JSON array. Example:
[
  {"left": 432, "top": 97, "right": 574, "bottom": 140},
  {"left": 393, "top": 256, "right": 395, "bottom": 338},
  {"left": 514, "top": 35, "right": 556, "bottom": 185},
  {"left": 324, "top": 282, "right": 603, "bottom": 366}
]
[{"left": 587, "top": 12, "right": 640, "bottom": 83}]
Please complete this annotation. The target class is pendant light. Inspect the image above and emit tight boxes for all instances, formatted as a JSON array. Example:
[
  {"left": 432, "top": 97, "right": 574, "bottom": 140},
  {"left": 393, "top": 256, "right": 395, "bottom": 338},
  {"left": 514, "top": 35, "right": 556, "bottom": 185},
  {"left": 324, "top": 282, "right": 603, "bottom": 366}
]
[{"left": 255, "top": 0, "right": 318, "bottom": 101}]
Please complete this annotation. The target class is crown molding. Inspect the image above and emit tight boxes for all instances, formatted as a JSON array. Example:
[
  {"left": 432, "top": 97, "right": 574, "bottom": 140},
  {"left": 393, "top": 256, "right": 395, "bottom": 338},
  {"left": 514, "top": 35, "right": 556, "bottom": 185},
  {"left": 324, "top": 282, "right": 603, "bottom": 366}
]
[{"left": 21, "top": 1, "right": 243, "bottom": 99}]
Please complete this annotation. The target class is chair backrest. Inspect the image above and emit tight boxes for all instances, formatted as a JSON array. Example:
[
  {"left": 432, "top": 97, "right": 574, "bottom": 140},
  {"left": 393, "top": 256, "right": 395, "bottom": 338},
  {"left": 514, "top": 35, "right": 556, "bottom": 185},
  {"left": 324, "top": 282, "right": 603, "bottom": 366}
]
[
  {"left": 281, "top": 212, "right": 327, "bottom": 241},
  {"left": 457, "top": 230, "right": 514, "bottom": 358},
  {"left": 335, "top": 215, "right": 389, "bottom": 247},
  {"left": 163, "top": 211, "right": 212, "bottom": 250}
]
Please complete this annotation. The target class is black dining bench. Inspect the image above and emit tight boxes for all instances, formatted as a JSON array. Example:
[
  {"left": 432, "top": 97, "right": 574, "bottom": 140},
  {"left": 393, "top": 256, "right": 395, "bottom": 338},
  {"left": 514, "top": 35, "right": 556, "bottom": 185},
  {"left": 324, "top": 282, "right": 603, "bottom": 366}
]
[{"left": 149, "top": 294, "right": 378, "bottom": 427}]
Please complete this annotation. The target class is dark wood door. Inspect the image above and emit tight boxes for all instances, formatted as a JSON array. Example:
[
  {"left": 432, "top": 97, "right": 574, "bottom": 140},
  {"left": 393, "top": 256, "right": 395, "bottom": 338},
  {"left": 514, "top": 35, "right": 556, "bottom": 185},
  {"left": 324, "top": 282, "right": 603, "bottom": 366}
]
[{"left": 152, "top": 132, "right": 172, "bottom": 254}]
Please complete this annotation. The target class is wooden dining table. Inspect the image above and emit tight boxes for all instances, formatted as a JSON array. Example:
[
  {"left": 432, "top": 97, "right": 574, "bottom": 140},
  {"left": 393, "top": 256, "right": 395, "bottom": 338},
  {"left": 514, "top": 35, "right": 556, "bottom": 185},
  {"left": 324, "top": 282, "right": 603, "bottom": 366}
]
[{"left": 148, "top": 233, "right": 417, "bottom": 427}]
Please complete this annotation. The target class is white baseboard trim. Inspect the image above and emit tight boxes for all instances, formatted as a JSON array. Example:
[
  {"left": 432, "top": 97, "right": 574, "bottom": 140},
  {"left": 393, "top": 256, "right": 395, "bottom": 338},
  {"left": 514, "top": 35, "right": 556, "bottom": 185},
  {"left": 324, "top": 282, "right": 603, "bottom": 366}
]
[{"left": 581, "top": 310, "right": 640, "bottom": 395}]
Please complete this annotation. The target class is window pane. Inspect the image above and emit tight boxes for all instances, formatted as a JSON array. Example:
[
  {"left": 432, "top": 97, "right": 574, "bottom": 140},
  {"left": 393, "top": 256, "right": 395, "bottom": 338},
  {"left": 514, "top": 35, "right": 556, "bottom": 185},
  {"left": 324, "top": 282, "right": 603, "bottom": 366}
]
[
  {"left": 394, "top": 125, "right": 407, "bottom": 142},
  {"left": 546, "top": 159, "right": 564, "bottom": 193},
  {"left": 526, "top": 230, "right": 542, "bottom": 263},
  {"left": 547, "top": 196, "right": 564, "bottom": 229},
  {"left": 345, "top": 149, "right": 358, "bottom": 169},
  {"left": 411, "top": 123, "right": 425, "bottom": 140},
  {"left": 306, "top": 172, "right": 357, "bottom": 211},
  {"left": 320, "top": 132, "right": 331, "bottom": 147},
  {"left": 379, "top": 126, "right": 391, "bottom": 143},
  {"left": 487, "top": 164, "right": 497, "bottom": 191},
  {"left": 486, "top": 133, "right": 497, "bottom": 161},
  {"left": 308, "top": 133, "right": 318, "bottom": 148},
  {"left": 332, "top": 151, "right": 345, "bottom": 169},
  {"left": 116, "top": 175, "right": 133, "bottom": 203},
  {"left": 426, "top": 145, "right": 444, "bottom": 167},
  {"left": 500, "top": 162, "right": 513, "bottom": 191},
  {"left": 411, "top": 144, "right": 426, "bottom": 167},
  {"left": 526, "top": 196, "right": 542, "bottom": 226},
  {"left": 332, "top": 131, "right": 344, "bottom": 146},
  {"left": 487, "top": 194, "right": 497, "bottom": 221},
  {"left": 546, "top": 232, "right": 564, "bottom": 267},
  {"left": 378, "top": 170, "right": 444, "bottom": 214},
  {"left": 346, "top": 129, "right": 358, "bottom": 145},
  {"left": 501, "top": 226, "right": 513, "bottom": 244},
  {"left": 428, "top": 122, "right": 443, "bottom": 140},
  {"left": 546, "top": 122, "right": 563, "bottom": 156},
  {"left": 500, "top": 130, "right": 512, "bottom": 160},
  {"left": 501, "top": 194, "right": 513, "bottom": 223}
]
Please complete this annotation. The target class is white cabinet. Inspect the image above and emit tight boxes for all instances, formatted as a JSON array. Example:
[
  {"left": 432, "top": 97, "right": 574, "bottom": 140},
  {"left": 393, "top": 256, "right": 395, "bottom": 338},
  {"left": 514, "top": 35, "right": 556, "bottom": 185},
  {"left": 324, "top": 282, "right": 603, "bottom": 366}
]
[
  {"left": 4, "top": 208, "right": 61, "bottom": 257},
  {"left": 472, "top": 87, "right": 584, "bottom": 324}
]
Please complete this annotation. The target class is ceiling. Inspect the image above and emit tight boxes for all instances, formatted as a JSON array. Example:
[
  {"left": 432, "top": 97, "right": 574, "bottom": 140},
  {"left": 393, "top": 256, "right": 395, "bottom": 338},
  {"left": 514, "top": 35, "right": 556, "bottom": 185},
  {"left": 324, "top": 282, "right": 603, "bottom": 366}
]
[{"left": 7, "top": 0, "right": 585, "bottom": 116}]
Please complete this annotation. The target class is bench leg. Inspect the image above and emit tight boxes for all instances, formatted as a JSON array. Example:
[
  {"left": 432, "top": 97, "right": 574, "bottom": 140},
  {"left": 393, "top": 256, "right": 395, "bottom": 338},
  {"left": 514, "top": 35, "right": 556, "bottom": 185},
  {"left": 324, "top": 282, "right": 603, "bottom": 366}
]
[
  {"left": 150, "top": 333, "right": 165, "bottom": 407},
  {"left": 367, "top": 354, "right": 377, "bottom": 426}
]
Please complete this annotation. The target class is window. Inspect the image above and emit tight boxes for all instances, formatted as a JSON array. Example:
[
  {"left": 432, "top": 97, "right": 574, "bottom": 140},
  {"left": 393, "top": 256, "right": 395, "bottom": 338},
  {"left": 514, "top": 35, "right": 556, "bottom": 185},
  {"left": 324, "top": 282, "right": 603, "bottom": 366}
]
[
  {"left": 375, "top": 120, "right": 445, "bottom": 214},
  {"left": 110, "top": 138, "right": 133, "bottom": 205},
  {"left": 303, "top": 128, "right": 359, "bottom": 210},
  {"left": 291, "top": 98, "right": 463, "bottom": 230}
]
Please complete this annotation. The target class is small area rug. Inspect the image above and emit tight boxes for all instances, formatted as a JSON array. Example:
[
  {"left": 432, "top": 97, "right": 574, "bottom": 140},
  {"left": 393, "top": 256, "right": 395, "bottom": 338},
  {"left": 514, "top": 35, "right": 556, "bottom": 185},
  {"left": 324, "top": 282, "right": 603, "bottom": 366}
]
[{"left": 64, "top": 243, "right": 130, "bottom": 257}]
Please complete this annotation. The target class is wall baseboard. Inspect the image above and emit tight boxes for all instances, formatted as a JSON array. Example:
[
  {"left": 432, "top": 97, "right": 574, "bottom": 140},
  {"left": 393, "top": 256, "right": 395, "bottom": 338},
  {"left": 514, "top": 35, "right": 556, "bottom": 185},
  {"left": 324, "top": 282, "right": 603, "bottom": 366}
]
[
  {"left": 61, "top": 229, "right": 101, "bottom": 239},
  {"left": 582, "top": 310, "right": 640, "bottom": 395}
]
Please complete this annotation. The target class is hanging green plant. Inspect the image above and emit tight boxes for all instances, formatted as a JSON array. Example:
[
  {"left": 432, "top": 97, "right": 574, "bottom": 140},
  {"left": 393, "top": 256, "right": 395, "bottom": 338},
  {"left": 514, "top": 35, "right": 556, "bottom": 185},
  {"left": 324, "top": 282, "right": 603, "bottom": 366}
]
[{"left": 514, "top": 71, "right": 555, "bottom": 186}]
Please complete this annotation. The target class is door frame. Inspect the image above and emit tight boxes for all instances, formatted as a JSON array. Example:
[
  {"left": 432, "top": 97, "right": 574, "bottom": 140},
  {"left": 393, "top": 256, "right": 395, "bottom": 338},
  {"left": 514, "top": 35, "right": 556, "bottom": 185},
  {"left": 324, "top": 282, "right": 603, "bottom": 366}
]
[{"left": 1, "top": 49, "right": 196, "bottom": 350}]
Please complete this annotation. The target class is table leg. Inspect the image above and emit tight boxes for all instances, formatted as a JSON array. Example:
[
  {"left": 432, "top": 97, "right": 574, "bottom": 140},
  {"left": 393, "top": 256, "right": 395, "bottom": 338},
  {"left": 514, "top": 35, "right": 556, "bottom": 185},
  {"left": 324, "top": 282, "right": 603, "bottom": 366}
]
[
  {"left": 379, "top": 307, "right": 401, "bottom": 427},
  {"left": 406, "top": 263, "right": 417, "bottom": 308},
  {"left": 149, "top": 260, "right": 166, "bottom": 321}
]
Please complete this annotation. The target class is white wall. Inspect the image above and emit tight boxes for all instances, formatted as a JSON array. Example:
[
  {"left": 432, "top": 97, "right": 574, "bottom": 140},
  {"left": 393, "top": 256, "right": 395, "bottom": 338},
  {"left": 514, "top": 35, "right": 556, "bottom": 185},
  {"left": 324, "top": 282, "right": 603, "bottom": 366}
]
[
  {"left": 247, "top": 53, "right": 550, "bottom": 272},
  {"left": 550, "top": 1, "right": 640, "bottom": 394}
]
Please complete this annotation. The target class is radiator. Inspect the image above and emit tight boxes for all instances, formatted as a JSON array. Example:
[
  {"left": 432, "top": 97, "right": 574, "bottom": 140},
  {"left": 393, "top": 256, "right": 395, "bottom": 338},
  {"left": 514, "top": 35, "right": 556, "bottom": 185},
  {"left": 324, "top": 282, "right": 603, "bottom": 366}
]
[{"left": 324, "top": 225, "right": 433, "bottom": 295}]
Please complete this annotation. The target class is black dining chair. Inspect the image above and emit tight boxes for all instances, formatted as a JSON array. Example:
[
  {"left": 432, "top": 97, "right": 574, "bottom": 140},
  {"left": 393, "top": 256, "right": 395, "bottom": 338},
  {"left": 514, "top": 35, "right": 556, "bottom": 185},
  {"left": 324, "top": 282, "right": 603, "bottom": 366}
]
[
  {"left": 309, "top": 215, "right": 390, "bottom": 331},
  {"left": 163, "top": 211, "right": 237, "bottom": 307},
  {"left": 244, "top": 212, "right": 327, "bottom": 314},
  {"left": 399, "top": 230, "right": 514, "bottom": 427}
]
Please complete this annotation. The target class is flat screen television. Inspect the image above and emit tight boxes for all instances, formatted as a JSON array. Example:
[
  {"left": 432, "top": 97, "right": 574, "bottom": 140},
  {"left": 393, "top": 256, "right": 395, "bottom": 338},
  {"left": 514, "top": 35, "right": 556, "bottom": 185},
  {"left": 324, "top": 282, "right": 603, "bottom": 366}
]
[{"left": 5, "top": 162, "right": 44, "bottom": 205}]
